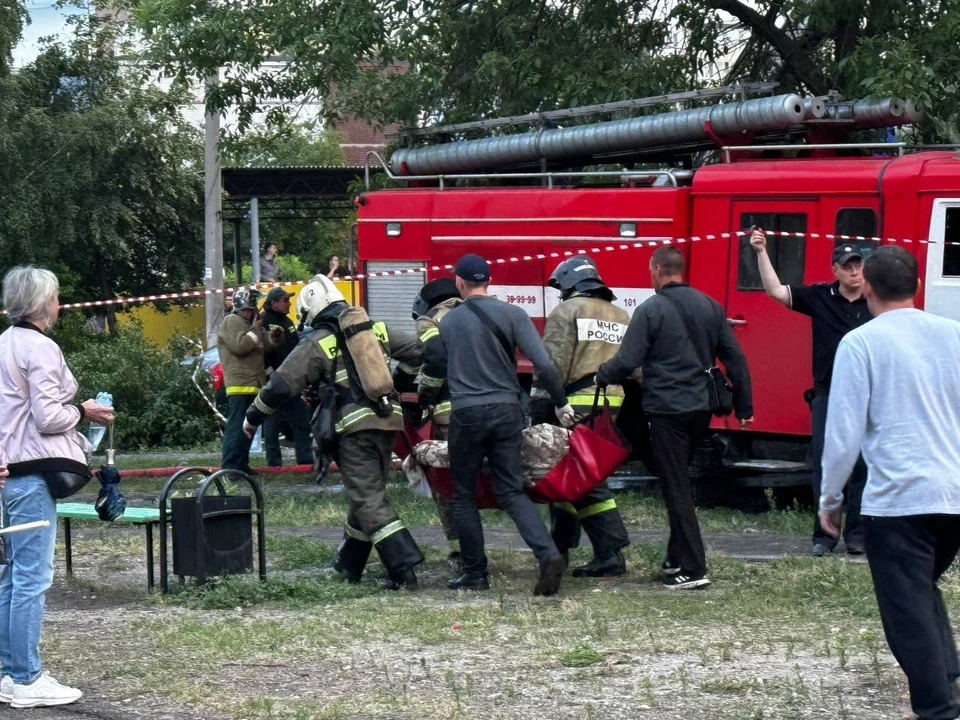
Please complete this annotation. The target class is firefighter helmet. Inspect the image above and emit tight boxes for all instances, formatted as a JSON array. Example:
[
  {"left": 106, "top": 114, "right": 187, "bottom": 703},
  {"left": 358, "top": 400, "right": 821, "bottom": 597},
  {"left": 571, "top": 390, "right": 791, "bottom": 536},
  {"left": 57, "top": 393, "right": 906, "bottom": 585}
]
[
  {"left": 412, "top": 277, "right": 460, "bottom": 319},
  {"left": 232, "top": 287, "right": 264, "bottom": 311},
  {"left": 296, "top": 274, "right": 345, "bottom": 326},
  {"left": 548, "top": 257, "right": 608, "bottom": 298}
]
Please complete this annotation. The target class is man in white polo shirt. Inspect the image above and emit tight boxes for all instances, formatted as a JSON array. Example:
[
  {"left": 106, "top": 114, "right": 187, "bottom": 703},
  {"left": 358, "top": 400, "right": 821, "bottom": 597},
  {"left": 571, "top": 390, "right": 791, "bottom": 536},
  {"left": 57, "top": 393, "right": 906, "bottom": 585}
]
[{"left": 821, "top": 245, "right": 960, "bottom": 720}]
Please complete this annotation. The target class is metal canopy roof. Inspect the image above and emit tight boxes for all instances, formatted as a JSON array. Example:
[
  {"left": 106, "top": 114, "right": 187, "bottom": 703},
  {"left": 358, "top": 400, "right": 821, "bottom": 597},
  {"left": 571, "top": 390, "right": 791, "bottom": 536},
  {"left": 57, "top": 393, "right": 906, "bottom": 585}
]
[
  {"left": 221, "top": 165, "right": 364, "bottom": 200},
  {"left": 220, "top": 165, "right": 366, "bottom": 220}
]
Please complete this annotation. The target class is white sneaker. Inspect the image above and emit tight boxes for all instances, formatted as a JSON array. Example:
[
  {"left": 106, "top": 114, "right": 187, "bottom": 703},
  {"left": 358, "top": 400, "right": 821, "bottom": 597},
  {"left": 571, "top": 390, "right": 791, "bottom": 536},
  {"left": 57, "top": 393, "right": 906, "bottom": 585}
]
[
  {"left": 0, "top": 675, "right": 12, "bottom": 703},
  {"left": 10, "top": 672, "right": 82, "bottom": 708}
]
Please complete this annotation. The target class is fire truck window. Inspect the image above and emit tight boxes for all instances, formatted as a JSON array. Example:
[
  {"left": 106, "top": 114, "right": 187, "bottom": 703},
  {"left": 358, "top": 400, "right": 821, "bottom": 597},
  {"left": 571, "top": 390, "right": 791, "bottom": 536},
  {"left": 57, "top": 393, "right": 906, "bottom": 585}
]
[
  {"left": 737, "top": 212, "right": 807, "bottom": 290},
  {"left": 835, "top": 209, "right": 878, "bottom": 241},
  {"left": 944, "top": 207, "right": 960, "bottom": 277}
]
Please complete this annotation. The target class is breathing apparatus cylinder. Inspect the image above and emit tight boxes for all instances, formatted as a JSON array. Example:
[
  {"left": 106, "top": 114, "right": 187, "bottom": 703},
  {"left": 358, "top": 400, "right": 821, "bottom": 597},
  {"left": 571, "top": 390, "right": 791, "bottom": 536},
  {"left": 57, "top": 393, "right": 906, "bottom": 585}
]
[{"left": 338, "top": 306, "right": 396, "bottom": 416}]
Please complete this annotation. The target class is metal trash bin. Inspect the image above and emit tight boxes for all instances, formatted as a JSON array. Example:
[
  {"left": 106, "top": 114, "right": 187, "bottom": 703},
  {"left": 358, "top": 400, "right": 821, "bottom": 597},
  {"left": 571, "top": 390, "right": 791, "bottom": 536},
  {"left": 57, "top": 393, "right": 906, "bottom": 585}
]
[{"left": 158, "top": 468, "right": 266, "bottom": 593}]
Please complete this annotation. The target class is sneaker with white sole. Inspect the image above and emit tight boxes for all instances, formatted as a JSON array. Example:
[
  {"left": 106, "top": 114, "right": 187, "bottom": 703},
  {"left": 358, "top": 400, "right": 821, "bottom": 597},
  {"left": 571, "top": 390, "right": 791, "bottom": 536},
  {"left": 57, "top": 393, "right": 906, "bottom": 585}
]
[
  {"left": 0, "top": 675, "right": 12, "bottom": 703},
  {"left": 661, "top": 560, "right": 681, "bottom": 576},
  {"left": 662, "top": 573, "right": 711, "bottom": 590},
  {"left": 10, "top": 673, "right": 82, "bottom": 708}
]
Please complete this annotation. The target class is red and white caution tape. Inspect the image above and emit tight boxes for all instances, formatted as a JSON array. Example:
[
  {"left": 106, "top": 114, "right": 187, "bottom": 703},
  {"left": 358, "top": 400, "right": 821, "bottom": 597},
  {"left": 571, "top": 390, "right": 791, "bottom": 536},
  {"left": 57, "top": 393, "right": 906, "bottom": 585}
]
[{"left": 7, "top": 229, "right": 948, "bottom": 315}]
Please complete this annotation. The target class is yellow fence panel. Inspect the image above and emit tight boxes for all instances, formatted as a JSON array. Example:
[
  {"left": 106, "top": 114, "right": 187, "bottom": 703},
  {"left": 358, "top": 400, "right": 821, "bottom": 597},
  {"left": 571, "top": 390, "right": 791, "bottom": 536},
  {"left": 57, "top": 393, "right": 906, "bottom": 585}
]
[{"left": 117, "top": 280, "right": 362, "bottom": 347}]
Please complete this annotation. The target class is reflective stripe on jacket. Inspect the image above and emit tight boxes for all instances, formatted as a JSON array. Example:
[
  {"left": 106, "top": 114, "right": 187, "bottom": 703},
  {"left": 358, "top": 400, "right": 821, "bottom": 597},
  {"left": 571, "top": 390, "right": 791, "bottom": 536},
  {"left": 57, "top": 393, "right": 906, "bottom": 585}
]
[{"left": 255, "top": 316, "right": 422, "bottom": 437}]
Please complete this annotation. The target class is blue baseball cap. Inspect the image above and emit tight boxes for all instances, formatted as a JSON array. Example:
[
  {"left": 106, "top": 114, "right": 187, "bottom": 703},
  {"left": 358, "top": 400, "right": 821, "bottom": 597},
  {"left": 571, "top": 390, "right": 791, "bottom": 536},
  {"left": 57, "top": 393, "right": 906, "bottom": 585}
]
[
  {"left": 454, "top": 254, "right": 491, "bottom": 282},
  {"left": 832, "top": 244, "right": 864, "bottom": 265}
]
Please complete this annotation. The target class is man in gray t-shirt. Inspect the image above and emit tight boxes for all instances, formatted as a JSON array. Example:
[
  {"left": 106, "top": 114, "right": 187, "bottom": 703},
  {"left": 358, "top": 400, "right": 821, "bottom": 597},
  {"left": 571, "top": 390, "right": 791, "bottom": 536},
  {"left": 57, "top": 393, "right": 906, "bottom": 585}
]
[
  {"left": 420, "top": 254, "right": 573, "bottom": 596},
  {"left": 821, "top": 246, "right": 960, "bottom": 720}
]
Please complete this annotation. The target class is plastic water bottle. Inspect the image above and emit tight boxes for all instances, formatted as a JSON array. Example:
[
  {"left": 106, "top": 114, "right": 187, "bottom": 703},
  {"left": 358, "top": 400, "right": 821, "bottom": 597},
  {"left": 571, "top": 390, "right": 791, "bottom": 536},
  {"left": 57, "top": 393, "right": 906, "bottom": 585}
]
[
  {"left": 250, "top": 425, "right": 262, "bottom": 454},
  {"left": 87, "top": 391, "right": 113, "bottom": 451}
]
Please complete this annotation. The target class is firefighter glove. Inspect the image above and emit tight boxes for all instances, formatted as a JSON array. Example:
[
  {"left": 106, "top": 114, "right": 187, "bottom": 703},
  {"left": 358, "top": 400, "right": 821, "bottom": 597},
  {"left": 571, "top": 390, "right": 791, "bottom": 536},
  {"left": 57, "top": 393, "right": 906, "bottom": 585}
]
[
  {"left": 555, "top": 404, "right": 576, "bottom": 428},
  {"left": 418, "top": 387, "right": 439, "bottom": 409}
]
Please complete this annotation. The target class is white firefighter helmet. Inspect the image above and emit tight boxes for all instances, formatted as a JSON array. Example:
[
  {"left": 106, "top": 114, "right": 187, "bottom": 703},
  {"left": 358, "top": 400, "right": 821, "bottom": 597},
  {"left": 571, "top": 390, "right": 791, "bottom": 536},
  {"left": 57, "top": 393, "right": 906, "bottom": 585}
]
[{"left": 296, "top": 274, "right": 345, "bottom": 325}]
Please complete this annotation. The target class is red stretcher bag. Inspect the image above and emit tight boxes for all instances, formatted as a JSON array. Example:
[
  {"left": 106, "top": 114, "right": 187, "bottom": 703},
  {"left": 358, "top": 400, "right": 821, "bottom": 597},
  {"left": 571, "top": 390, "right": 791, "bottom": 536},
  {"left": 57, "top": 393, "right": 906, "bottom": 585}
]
[
  {"left": 403, "top": 417, "right": 500, "bottom": 509},
  {"left": 401, "top": 389, "right": 630, "bottom": 507},
  {"left": 527, "top": 390, "right": 631, "bottom": 503}
]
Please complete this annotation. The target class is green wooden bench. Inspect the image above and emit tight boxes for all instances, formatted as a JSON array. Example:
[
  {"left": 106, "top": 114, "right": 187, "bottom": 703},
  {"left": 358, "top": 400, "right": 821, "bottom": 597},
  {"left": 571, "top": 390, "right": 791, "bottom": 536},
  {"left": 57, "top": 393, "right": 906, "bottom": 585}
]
[{"left": 56, "top": 503, "right": 161, "bottom": 591}]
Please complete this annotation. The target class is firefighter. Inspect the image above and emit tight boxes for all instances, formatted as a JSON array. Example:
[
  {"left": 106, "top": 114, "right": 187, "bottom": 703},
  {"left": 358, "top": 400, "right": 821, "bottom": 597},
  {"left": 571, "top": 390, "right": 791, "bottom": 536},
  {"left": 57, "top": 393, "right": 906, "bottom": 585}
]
[
  {"left": 260, "top": 287, "right": 313, "bottom": 467},
  {"left": 408, "top": 278, "right": 462, "bottom": 565},
  {"left": 530, "top": 257, "right": 632, "bottom": 577},
  {"left": 242, "top": 275, "right": 426, "bottom": 590},
  {"left": 218, "top": 287, "right": 281, "bottom": 475}
]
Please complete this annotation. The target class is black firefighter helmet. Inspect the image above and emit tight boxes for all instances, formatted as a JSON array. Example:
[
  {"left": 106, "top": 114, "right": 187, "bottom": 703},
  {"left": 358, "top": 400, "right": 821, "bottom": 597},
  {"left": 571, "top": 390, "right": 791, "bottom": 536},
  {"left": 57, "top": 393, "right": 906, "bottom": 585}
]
[
  {"left": 412, "top": 277, "right": 460, "bottom": 319},
  {"left": 548, "top": 257, "right": 614, "bottom": 301}
]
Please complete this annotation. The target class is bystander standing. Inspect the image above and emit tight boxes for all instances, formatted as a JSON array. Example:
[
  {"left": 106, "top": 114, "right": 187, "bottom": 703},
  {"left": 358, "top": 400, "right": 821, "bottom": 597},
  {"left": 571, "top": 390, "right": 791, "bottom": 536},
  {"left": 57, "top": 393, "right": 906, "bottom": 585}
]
[
  {"left": 751, "top": 229, "right": 871, "bottom": 556},
  {"left": 820, "top": 246, "right": 960, "bottom": 720},
  {"left": 261, "top": 243, "right": 281, "bottom": 282}
]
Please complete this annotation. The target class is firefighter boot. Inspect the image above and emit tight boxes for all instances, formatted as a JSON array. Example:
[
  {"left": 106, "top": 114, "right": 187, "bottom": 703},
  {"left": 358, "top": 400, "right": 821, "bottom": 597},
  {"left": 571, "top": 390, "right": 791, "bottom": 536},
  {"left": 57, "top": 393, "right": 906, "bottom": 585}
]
[
  {"left": 550, "top": 503, "right": 583, "bottom": 567},
  {"left": 373, "top": 525, "right": 425, "bottom": 591},
  {"left": 571, "top": 503, "right": 630, "bottom": 578},
  {"left": 332, "top": 526, "right": 373, "bottom": 584}
]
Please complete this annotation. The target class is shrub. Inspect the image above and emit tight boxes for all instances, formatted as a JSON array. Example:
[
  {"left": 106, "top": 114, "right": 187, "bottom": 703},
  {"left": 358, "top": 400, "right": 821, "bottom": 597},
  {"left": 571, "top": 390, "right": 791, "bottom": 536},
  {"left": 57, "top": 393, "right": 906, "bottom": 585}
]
[{"left": 65, "top": 324, "right": 220, "bottom": 450}]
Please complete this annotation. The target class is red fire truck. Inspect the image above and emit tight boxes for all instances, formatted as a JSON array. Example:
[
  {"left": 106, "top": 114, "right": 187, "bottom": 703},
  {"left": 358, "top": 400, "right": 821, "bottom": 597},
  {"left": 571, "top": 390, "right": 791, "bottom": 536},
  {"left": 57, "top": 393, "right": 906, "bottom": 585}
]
[{"left": 354, "top": 88, "right": 960, "bottom": 482}]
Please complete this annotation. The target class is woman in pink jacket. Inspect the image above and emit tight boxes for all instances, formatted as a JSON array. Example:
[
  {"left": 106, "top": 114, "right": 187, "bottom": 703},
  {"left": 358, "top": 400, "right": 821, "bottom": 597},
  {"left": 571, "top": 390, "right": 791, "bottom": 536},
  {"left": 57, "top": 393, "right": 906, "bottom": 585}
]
[{"left": 0, "top": 266, "right": 113, "bottom": 709}]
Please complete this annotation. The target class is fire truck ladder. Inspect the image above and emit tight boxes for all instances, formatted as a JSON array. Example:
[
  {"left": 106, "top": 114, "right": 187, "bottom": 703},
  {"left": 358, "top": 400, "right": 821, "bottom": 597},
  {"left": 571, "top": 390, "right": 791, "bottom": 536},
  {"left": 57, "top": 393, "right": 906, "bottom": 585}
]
[
  {"left": 388, "top": 81, "right": 780, "bottom": 140},
  {"left": 387, "top": 89, "right": 923, "bottom": 176},
  {"left": 363, "top": 150, "right": 692, "bottom": 191}
]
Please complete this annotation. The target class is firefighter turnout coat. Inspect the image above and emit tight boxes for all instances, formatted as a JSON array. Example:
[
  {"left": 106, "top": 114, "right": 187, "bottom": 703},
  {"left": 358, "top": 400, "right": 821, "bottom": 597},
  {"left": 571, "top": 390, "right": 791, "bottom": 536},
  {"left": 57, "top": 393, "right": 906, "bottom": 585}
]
[
  {"left": 533, "top": 292, "right": 633, "bottom": 561},
  {"left": 414, "top": 297, "right": 461, "bottom": 427},
  {"left": 218, "top": 312, "right": 277, "bottom": 395},
  {"left": 252, "top": 317, "right": 422, "bottom": 437},
  {"left": 533, "top": 293, "right": 630, "bottom": 415}
]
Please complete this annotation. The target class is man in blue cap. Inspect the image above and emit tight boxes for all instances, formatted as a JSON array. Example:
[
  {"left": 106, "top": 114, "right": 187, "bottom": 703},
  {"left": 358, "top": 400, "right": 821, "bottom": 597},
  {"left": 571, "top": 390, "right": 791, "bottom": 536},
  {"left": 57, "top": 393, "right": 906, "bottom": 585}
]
[
  {"left": 751, "top": 230, "right": 873, "bottom": 556},
  {"left": 420, "top": 254, "right": 574, "bottom": 595}
]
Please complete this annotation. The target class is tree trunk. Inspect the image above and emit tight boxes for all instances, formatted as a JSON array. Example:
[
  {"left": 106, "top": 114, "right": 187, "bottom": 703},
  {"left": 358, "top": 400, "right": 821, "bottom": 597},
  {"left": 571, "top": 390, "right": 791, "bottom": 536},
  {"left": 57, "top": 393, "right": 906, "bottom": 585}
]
[{"left": 705, "top": 0, "right": 831, "bottom": 94}]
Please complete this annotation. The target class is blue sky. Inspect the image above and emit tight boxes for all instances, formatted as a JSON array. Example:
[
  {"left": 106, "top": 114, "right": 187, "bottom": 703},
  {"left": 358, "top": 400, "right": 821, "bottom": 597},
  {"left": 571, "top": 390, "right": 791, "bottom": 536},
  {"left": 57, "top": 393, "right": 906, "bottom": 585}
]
[{"left": 12, "top": 1, "right": 88, "bottom": 68}]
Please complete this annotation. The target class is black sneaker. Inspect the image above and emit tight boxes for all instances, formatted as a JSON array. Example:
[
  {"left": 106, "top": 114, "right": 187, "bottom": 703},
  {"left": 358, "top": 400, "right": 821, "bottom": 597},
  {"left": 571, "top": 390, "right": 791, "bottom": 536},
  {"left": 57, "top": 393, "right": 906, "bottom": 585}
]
[
  {"left": 534, "top": 555, "right": 566, "bottom": 596},
  {"left": 811, "top": 542, "right": 832, "bottom": 557},
  {"left": 571, "top": 551, "right": 626, "bottom": 578},
  {"left": 661, "top": 560, "right": 681, "bottom": 576},
  {"left": 447, "top": 572, "right": 490, "bottom": 591},
  {"left": 662, "top": 573, "right": 710, "bottom": 590}
]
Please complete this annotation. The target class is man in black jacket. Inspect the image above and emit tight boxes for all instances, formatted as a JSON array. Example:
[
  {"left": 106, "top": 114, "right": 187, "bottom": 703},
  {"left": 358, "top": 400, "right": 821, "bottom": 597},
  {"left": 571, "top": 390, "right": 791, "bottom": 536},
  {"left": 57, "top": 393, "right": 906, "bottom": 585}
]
[
  {"left": 260, "top": 287, "right": 313, "bottom": 466},
  {"left": 597, "top": 246, "right": 753, "bottom": 590}
]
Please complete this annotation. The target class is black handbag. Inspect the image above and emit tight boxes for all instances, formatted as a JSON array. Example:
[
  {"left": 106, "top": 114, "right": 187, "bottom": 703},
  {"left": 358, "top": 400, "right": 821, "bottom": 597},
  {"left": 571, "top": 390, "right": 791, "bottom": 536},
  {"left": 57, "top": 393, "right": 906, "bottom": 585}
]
[
  {"left": 661, "top": 293, "right": 734, "bottom": 417},
  {"left": 43, "top": 470, "right": 93, "bottom": 499}
]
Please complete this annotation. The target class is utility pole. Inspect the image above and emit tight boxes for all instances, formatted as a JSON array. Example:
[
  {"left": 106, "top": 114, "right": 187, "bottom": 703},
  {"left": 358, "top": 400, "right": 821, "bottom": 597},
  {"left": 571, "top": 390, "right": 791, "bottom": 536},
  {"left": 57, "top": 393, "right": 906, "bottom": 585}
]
[
  {"left": 250, "top": 197, "right": 261, "bottom": 282},
  {"left": 203, "top": 72, "right": 224, "bottom": 349}
]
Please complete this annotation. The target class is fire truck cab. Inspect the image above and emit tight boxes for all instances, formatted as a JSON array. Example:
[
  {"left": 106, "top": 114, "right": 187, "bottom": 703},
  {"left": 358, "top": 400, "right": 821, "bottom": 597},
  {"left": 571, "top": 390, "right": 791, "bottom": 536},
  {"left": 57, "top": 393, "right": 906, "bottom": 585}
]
[{"left": 355, "top": 91, "right": 960, "bottom": 479}]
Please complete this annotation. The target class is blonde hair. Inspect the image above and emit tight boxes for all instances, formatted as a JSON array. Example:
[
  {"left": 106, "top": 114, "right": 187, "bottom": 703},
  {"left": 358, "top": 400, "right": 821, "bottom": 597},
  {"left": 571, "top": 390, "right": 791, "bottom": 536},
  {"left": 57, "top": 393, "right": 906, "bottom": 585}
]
[{"left": 2, "top": 266, "right": 60, "bottom": 325}]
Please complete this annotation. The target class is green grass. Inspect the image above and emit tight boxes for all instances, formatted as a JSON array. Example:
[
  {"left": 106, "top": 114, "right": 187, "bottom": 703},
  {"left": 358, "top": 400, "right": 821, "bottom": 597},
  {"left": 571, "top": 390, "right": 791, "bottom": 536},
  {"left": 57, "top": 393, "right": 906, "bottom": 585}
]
[
  {"left": 47, "top": 535, "right": 960, "bottom": 720},
  {"left": 264, "top": 484, "right": 814, "bottom": 535}
]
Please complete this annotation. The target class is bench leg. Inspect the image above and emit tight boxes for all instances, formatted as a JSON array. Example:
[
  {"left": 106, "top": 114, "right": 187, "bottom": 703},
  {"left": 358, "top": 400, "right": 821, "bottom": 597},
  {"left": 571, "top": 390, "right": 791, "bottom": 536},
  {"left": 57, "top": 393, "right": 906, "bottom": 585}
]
[
  {"left": 63, "top": 517, "right": 73, "bottom": 578},
  {"left": 145, "top": 523, "right": 155, "bottom": 592}
]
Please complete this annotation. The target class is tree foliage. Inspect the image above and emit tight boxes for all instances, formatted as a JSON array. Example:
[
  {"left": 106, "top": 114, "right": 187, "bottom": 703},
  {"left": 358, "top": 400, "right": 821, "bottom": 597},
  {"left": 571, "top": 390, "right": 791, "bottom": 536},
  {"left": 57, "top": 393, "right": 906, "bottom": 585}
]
[
  {"left": 134, "top": 0, "right": 960, "bottom": 143},
  {"left": 221, "top": 120, "right": 352, "bottom": 277},
  {"left": 0, "top": 16, "right": 205, "bottom": 306},
  {"left": 0, "top": 0, "right": 25, "bottom": 77}
]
